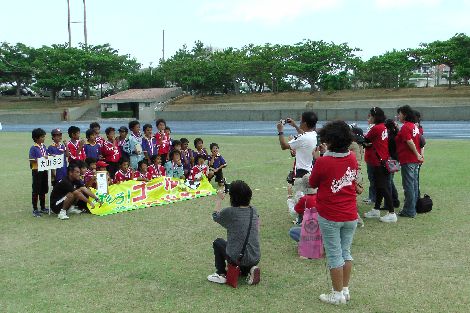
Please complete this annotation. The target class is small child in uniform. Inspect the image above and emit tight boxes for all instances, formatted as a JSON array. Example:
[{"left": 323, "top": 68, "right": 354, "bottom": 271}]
[
  {"left": 84, "top": 157, "right": 98, "bottom": 188},
  {"left": 67, "top": 126, "right": 86, "bottom": 163},
  {"left": 29, "top": 128, "right": 49, "bottom": 217},
  {"left": 114, "top": 157, "right": 134, "bottom": 184},
  {"left": 149, "top": 155, "right": 166, "bottom": 178},
  {"left": 208, "top": 143, "right": 227, "bottom": 187},
  {"left": 193, "top": 137, "right": 210, "bottom": 162},
  {"left": 180, "top": 138, "right": 194, "bottom": 178},
  {"left": 190, "top": 154, "right": 209, "bottom": 181},
  {"left": 134, "top": 160, "right": 152, "bottom": 181},
  {"left": 142, "top": 124, "right": 158, "bottom": 163},
  {"left": 90, "top": 122, "right": 105, "bottom": 147},
  {"left": 84, "top": 129, "right": 101, "bottom": 160},
  {"left": 164, "top": 150, "right": 185, "bottom": 179},
  {"left": 101, "top": 127, "right": 121, "bottom": 178},
  {"left": 47, "top": 128, "right": 68, "bottom": 185}
]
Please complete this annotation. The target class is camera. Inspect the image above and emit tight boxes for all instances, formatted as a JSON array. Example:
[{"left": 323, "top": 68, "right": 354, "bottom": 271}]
[{"left": 280, "top": 118, "right": 291, "bottom": 125}]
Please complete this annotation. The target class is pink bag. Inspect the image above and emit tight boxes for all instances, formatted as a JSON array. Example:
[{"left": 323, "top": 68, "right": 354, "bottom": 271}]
[{"left": 298, "top": 207, "right": 324, "bottom": 259}]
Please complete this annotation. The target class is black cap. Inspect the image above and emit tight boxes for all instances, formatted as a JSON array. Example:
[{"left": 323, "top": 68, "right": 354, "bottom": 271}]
[{"left": 118, "top": 126, "right": 128, "bottom": 132}]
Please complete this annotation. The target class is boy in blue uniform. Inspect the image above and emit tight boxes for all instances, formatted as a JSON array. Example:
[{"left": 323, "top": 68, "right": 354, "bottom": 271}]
[
  {"left": 84, "top": 129, "right": 101, "bottom": 160},
  {"left": 208, "top": 143, "right": 227, "bottom": 188},
  {"left": 29, "top": 128, "right": 49, "bottom": 217},
  {"left": 47, "top": 128, "right": 68, "bottom": 185}
]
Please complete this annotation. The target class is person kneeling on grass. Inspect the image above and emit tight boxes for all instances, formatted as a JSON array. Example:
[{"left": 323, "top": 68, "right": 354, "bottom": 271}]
[
  {"left": 50, "top": 164, "right": 102, "bottom": 220},
  {"left": 208, "top": 180, "right": 261, "bottom": 286}
]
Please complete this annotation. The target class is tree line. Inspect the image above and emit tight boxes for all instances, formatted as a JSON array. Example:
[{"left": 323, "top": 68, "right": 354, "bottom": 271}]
[{"left": 1, "top": 33, "right": 470, "bottom": 99}]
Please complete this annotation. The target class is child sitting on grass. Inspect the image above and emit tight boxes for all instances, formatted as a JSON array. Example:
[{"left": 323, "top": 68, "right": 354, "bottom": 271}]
[
  {"left": 114, "top": 157, "right": 134, "bottom": 184},
  {"left": 149, "top": 155, "right": 166, "bottom": 178},
  {"left": 190, "top": 154, "right": 209, "bottom": 181},
  {"left": 29, "top": 128, "right": 49, "bottom": 217},
  {"left": 164, "top": 150, "right": 185, "bottom": 179},
  {"left": 134, "top": 160, "right": 152, "bottom": 181},
  {"left": 193, "top": 137, "right": 209, "bottom": 162},
  {"left": 208, "top": 143, "right": 227, "bottom": 188},
  {"left": 84, "top": 157, "right": 97, "bottom": 188}
]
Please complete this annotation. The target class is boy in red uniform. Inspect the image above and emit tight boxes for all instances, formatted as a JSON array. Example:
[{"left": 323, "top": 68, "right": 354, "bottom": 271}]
[
  {"left": 101, "top": 127, "right": 121, "bottom": 178},
  {"left": 190, "top": 154, "right": 209, "bottom": 181},
  {"left": 29, "top": 128, "right": 49, "bottom": 217},
  {"left": 134, "top": 160, "right": 152, "bottom": 181},
  {"left": 114, "top": 158, "right": 134, "bottom": 184},
  {"left": 149, "top": 155, "right": 166, "bottom": 178},
  {"left": 67, "top": 126, "right": 86, "bottom": 163},
  {"left": 154, "top": 119, "right": 170, "bottom": 163}
]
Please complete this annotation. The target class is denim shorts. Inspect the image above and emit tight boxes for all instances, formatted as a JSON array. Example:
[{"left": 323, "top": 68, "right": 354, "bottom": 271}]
[{"left": 318, "top": 215, "right": 357, "bottom": 269}]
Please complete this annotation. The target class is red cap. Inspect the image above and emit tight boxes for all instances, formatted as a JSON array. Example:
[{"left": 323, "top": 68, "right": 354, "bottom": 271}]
[{"left": 96, "top": 160, "right": 109, "bottom": 168}]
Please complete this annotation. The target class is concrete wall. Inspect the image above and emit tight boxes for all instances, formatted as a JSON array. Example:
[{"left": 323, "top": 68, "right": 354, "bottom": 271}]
[
  {"left": 67, "top": 101, "right": 99, "bottom": 121},
  {"left": 155, "top": 105, "right": 470, "bottom": 121},
  {"left": 0, "top": 112, "right": 63, "bottom": 124}
]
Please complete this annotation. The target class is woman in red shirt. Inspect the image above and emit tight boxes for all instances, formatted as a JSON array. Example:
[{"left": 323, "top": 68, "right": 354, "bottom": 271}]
[
  {"left": 309, "top": 121, "right": 361, "bottom": 305},
  {"left": 395, "top": 105, "right": 423, "bottom": 218},
  {"left": 363, "top": 107, "right": 396, "bottom": 223}
]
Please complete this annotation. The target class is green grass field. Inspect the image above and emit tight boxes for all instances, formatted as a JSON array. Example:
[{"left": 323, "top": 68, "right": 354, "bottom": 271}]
[{"left": 1, "top": 132, "right": 469, "bottom": 313}]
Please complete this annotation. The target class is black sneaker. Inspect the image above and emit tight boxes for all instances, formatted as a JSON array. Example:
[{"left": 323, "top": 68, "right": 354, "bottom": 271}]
[
  {"left": 40, "top": 207, "right": 50, "bottom": 214},
  {"left": 32, "top": 210, "right": 41, "bottom": 217}
]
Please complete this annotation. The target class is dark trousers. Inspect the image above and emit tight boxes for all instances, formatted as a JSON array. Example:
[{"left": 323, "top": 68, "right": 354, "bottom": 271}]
[
  {"left": 373, "top": 166, "right": 393, "bottom": 213},
  {"left": 213, "top": 238, "right": 253, "bottom": 276}
]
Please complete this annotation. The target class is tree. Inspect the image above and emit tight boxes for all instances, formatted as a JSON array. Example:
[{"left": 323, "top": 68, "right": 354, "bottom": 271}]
[
  {"left": 420, "top": 33, "right": 470, "bottom": 88},
  {"left": 287, "top": 39, "right": 359, "bottom": 93},
  {"left": 0, "top": 42, "right": 35, "bottom": 96},
  {"left": 356, "top": 50, "right": 418, "bottom": 89}
]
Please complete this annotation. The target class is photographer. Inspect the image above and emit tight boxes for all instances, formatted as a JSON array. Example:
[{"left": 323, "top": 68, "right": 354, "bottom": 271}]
[
  {"left": 277, "top": 112, "right": 318, "bottom": 179},
  {"left": 207, "top": 180, "right": 261, "bottom": 286}
]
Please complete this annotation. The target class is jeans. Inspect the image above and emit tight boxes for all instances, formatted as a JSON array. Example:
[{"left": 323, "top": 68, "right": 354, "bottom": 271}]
[
  {"left": 289, "top": 227, "right": 301, "bottom": 242},
  {"left": 366, "top": 163, "right": 376, "bottom": 202},
  {"left": 317, "top": 215, "right": 357, "bottom": 269},
  {"left": 400, "top": 163, "right": 420, "bottom": 217}
]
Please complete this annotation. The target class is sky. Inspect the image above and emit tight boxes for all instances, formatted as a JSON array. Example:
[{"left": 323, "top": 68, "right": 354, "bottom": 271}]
[{"left": 2, "top": 0, "right": 470, "bottom": 68}]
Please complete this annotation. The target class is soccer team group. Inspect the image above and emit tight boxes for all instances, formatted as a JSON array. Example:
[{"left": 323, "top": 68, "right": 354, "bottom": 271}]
[{"left": 28, "top": 119, "right": 227, "bottom": 219}]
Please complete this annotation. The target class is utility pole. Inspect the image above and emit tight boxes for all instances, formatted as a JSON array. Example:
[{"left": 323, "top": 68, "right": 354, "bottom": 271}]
[
  {"left": 67, "top": 0, "right": 71, "bottom": 47},
  {"left": 83, "top": 0, "right": 88, "bottom": 48},
  {"left": 162, "top": 29, "right": 165, "bottom": 61}
]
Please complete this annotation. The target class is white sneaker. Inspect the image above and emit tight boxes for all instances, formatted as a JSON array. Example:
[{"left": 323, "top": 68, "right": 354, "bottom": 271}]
[
  {"left": 364, "top": 209, "right": 380, "bottom": 218},
  {"left": 319, "top": 291, "right": 346, "bottom": 305},
  {"left": 67, "top": 207, "right": 82, "bottom": 215},
  {"left": 380, "top": 212, "right": 398, "bottom": 223},
  {"left": 57, "top": 209, "right": 69, "bottom": 220},
  {"left": 343, "top": 290, "right": 350, "bottom": 301},
  {"left": 207, "top": 273, "right": 226, "bottom": 284}
]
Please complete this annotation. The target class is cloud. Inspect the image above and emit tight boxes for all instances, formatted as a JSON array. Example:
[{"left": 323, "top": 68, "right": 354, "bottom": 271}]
[
  {"left": 198, "top": 0, "right": 343, "bottom": 25},
  {"left": 375, "top": 0, "right": 442, "bottom": 9}
]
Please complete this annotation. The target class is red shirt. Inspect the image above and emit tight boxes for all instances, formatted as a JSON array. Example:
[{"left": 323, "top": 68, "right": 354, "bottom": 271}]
[
  {"left": 294, "top": 194, "right": 317, "bottom": 215},
  {"left": 190, "top": 164, "right": 208, "bottom": 181},
  {"left": 148, "top": 164, "right": 166, "bottom": 177},
  {"left": 309, "top": 152, "right": 359, "bottom": 222},
  {"left": 155, "top": 132, "right": 170, "bottom": 155},
  {"left": 67, "top": 140, "right": 86, "bottom": 162},
  {"left": 96, "top": 136, "right": 105, "bottom": 147},
  {"left": 395, "top": 121, "right": 421, "bottom": 165},
  {"left": 134, "top": 170, "right": 152, "bottom": 180},
  {"left": 365, "top": 123, "right": 390, "bottom": 167},
  {"left": 101, "top": 140, "right": 121, "bottom": 163},
  {"left": 114, "top": 168, "right": 133, "bottom": 184}
]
